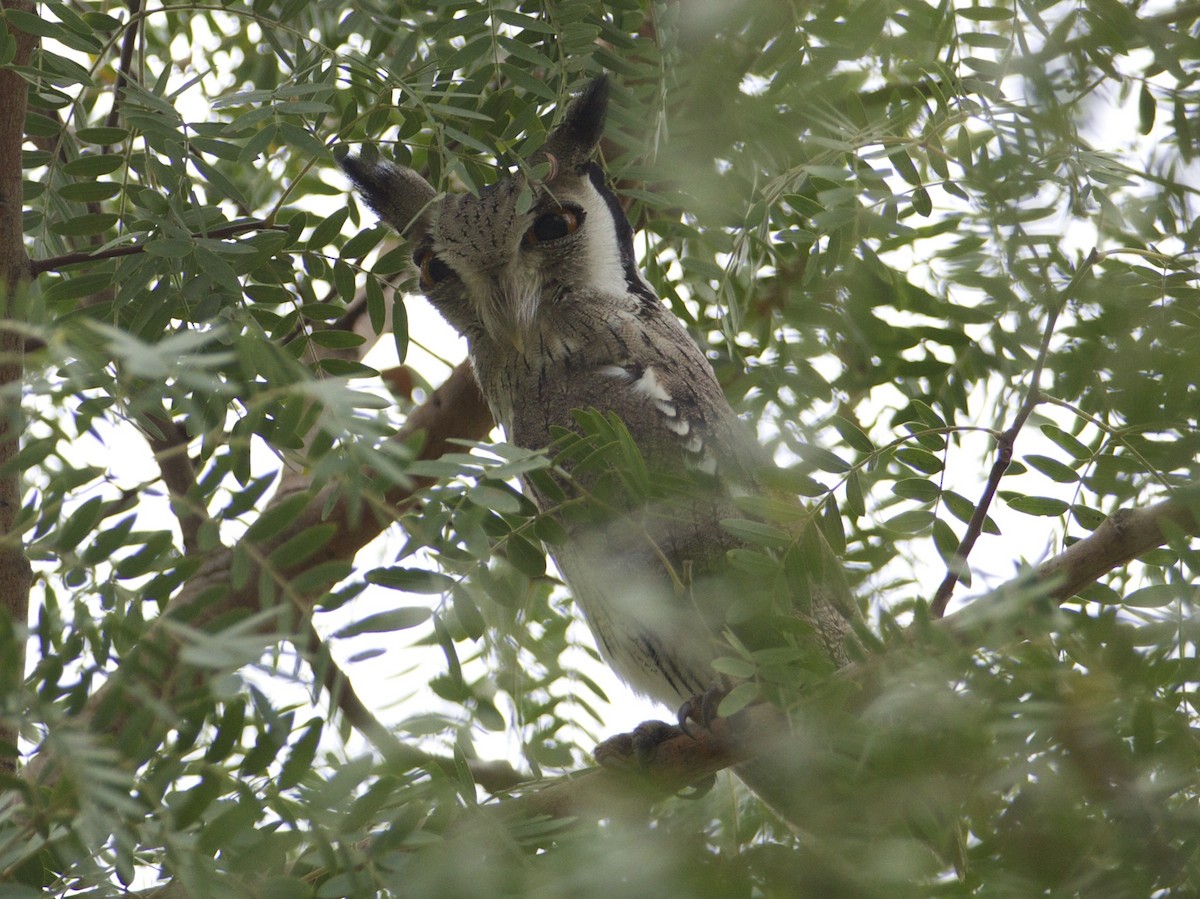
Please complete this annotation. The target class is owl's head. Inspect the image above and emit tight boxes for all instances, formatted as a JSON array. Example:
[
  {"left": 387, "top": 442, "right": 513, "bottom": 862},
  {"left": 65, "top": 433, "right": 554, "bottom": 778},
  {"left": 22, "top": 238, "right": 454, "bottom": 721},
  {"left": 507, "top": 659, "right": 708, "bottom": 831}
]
[{"left": 342, "top": 74, "right": 647, "bottom": 351}]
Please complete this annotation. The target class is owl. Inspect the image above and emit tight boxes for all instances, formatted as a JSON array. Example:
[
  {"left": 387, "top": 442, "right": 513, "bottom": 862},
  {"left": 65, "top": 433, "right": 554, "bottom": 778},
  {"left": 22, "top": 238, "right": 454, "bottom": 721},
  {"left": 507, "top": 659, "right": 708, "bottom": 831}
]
[{"left": 342, "top": 75, "right": 853, "bottom": 754}]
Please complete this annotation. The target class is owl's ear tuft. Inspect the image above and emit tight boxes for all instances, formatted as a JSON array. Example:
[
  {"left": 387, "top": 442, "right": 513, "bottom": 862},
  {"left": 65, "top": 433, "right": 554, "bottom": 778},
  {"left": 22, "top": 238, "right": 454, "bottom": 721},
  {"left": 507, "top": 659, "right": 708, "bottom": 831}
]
[
  {"left": 540, "top": 73, "right": 610, "bottom": 175},
  {"left": 341, "top": 153, "right": 437, "bottom": 238}
]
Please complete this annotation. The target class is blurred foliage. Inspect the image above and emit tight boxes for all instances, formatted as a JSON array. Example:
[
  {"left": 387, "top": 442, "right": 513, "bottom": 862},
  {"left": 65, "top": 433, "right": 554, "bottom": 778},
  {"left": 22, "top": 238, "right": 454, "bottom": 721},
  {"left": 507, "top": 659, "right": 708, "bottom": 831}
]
[{"left": 3, "top": 0, "right": 1199, "bottom": 895}]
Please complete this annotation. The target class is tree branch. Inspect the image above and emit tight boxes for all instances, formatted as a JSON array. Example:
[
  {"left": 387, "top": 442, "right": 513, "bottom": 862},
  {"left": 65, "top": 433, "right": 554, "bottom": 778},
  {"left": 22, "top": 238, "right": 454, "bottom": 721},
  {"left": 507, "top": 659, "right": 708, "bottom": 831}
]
[
  {"left": 28, "top": 220, "right": 288, "bottom": 276},
  {"left": 1029, "top": 488, "right": 1200, "bottom": 603},
  {"left": 104, "top": 0, "right": 141, "bottom": 133},
  {"left": 931, "top": 249, "right": 1100, "bottom": 617},
  {"left": 495, "top": 706, "right": 774, "bottom": 823},
  {"left": 0, "top": 0, "right": 38, "bottom": 775}
]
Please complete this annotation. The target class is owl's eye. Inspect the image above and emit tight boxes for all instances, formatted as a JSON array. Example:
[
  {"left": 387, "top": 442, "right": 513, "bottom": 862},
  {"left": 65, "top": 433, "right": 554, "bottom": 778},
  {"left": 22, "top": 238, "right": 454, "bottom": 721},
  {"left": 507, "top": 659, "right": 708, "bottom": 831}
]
[
  {"left": 523, "top": 206, "right": 584, "bottom": 246},
  {"left": 415, "top": 248, "right": 453, "bottom": 290}
]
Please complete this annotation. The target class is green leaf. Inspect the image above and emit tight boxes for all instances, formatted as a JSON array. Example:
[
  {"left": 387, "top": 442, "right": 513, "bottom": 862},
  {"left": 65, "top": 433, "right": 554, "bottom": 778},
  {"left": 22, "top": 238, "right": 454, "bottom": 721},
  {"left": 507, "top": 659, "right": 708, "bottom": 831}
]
[
  {"left": 711, "top": 656, "right": 757, "bottom": 679},
  {"left": 893, "top": 478, "right": 940, "bottom": 502},
  {"left": 366, "top": 566, "right": 455, "bottom": 594},
  {"left": 5, "top": 8, "right": 72, "bottom": 38},
  {"left": 144, "top": 238, "right": 195, "bottom": 258},
  {"left": 888, "top": 148, "right": 921, "bottom": 185},
  {"left": 956, "top": 5, "right": 1013, "bottom": 19},
  {"left": 169, "top": 775, "right": 223, "bottom": 830},
  {"left": 1040, "top": 425, "right": 1091, "bottom": 461},
  {"left": 307, "top": 207, "right": 349, "bottom": 250},
  {"left": 1023, "top": 454, "right": 1079, "bottom": 483},
  {"left": 1122, "top": 584, "right": 1183, "bottom": 608},
  {"left": 468, "top": 482, "right": 524, "bottom": 515},
  {"left": 883, "top": 510, "right": 935, "bottom": 534},
  {"left": 932, "top": 517, "right": 959, "bottom": 561},
  {"left": 797, "top": 444, "right": 851, "bottom": 473},
  {"left": 56, "top": 182, "right": 120, "bottom": 203},
  {"left": 76, "top": 126, "right": 130, "bottom": 144},
  {"left": 1003, "top": 494, "right": 1069, "bottom": 516},
  {"left": 44, "top": 271, "right": 115, "bottom": 303},
  {"left": 451, "top": 585, "right": 485, "bottom": 640},
  {"left": 504, "top": 534, "right": 546, "bottom": 577},
  {"left": 1138, "top": 83, "right": 1156, "bottom": 135},
  {"left": 911, "top": 185, "right": 932, "bottom": 216},
  {"left": 243, "top": 493, "right": 311, "bottom": 542},
  {"left": 55, "top": 496, "right": 105, "bottom": 551},
  {"left": 309, "top": 330, "right": 365, "bottom": 350},
  {"left": 50, "top": 212, "right": 118, "bottom": 237},
  {"left": 61, "top": 154, "right": 124, "bottom": 177},
  {"left": 80, "top": 514, "right": 136, "bottom": 566},
  {"left": 333, "top": 607, "right": 432, "bottom": 638},
  {"left": 896, "top": 447, "right": 944, "bottom": 474},
  {"left": 732, "top": 494, "right": 807, "bottom": 523},
  {"left": 365, "top": 275, "right": 386, "bottom": 335},
  {"left": 720, "top": 518, "right": 791, "bottom": 548},
  {"left": 1070, "top": 504, "right": 1106, "bottom": 531},
  {"left": 717, "top": 682, "right": 759, "bottom": 717},
  {"left": 277, "top": 719, "right": 322, "bottom": 789},
  {"left": 393, "top": 296, "right": 409, "bottom": 363},
  {"left": 844, "top": 470, "right": 865, "bottom": 519},
  {"left": 267, "top": 523, "right": 337, "bottom": 569},
  {"left": 832, "top": 416, "right": 873, "bottom": 453},
  {"left": 820, "top": 496, "right": 846, "bottom": 554},
  {"left": 316, "top": 358, "right": 378, "bottom": 377}
]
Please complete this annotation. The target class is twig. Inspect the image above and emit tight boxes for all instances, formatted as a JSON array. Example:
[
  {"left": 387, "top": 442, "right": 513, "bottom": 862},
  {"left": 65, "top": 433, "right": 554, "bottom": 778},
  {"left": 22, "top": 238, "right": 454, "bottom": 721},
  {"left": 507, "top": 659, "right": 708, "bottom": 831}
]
[
  {"left": 29, "top": 220, "right": 288, "bottom": 275},
  {"left": 930, "top": 248, "right": 1100, "bottom": 618},
  {"left": 104, "top": 0, "right": 142, "bottom": 133}
]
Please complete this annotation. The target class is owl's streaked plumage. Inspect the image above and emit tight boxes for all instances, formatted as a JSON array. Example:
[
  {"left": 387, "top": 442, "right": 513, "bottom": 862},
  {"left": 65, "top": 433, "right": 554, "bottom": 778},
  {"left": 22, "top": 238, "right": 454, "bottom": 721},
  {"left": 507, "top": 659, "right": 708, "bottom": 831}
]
[{"left": 343, "top": 75, "right": 852, "bottom": 741}]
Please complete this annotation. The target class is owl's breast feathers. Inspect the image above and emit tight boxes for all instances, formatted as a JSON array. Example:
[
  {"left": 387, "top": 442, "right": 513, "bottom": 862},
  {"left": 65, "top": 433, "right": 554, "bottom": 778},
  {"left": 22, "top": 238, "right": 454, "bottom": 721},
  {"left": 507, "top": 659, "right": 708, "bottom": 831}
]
[{"left": 476, "top": 288, "right": 758, "bottom": 489}]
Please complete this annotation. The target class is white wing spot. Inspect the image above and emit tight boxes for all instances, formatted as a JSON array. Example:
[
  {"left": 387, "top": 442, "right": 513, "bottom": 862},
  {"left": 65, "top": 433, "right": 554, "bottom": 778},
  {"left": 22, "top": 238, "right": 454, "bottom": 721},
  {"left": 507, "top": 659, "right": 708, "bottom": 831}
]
[
  {"left": 598, "top": 364, "right": 631, "bottom": 380},
  {"left": 632, "top": 366, "right": 672, "bottom": 402},
  {"left": 664, "top": 417, "right": 690, "bottom": 436}
]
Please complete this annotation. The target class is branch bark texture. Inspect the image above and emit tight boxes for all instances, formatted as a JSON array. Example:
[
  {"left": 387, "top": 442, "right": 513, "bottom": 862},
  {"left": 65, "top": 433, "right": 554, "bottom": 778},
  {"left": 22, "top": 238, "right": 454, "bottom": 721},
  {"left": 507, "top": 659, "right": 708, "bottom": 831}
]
[{"left": 0, "top": 1, "right": 38, "bottom": 774}]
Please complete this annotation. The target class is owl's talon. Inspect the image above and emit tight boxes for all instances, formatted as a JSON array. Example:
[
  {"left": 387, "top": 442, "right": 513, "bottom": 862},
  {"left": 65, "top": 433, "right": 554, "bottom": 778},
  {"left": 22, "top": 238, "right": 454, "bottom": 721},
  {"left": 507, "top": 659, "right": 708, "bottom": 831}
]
[
  {"left": 594, "top": 719, "right": 684, "bottom": 769},
  {"left": 677, "top": 683, "right": 729, "bottom": 735}
]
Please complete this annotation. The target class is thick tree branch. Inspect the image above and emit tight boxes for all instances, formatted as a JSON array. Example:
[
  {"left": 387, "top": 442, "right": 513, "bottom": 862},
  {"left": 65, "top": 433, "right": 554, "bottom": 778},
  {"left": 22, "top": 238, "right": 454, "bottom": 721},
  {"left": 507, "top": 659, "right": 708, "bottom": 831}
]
[
  {"left": 0, "top": 0, "right": 38, "bottom": 775},
  {"left": 1028, "top": 489, "right": 1200, "bottom": 602}
]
